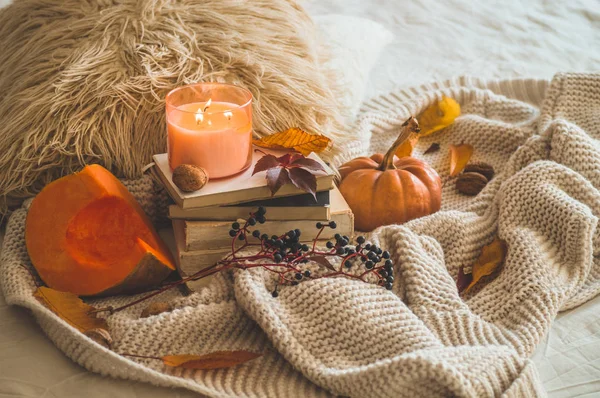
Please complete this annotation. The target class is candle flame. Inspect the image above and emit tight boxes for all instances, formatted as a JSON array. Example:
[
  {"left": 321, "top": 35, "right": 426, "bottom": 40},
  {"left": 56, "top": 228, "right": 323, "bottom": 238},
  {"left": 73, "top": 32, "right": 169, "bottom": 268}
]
[
  {"left": 195, "top": 98, "right": 213, "bottom": 125},
  {"left": 203, "top": 98, "right": 212, "bottom": 112},
  {"left": 223, "top": 111, "right": 233, "bottom": 121}
]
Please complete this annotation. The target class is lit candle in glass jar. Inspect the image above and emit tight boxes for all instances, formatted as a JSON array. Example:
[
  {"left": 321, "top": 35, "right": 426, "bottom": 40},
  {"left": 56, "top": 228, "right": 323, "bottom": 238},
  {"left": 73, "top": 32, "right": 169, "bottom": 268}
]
[{"left": 166, "top": 83, "right": 253, "bottom": 179}]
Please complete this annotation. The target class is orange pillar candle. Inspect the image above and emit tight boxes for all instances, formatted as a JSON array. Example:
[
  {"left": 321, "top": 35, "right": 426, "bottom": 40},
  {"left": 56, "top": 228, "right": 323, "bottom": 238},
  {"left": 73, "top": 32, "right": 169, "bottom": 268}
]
[{"left": 166, "top": 83, "right": 253, "bottom": 179}]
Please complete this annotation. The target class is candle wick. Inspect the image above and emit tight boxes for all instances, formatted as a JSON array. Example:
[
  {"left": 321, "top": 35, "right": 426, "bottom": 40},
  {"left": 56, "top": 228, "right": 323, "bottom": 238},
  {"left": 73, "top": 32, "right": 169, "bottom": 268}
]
[
  {"left": 195, "top": 98, "right": 212, "bottom": 125},
  {"left": 202, "top": 98, "right": 212, "bottom": 113}
]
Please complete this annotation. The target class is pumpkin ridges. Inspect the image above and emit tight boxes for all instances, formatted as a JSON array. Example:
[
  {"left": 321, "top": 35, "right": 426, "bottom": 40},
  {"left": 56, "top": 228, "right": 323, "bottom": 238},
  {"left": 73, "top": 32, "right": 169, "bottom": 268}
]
[
  {"left": 338, "top": 157, "right": 379, "bottom": 180},
  {"left": 379, "top": 171, "right": 406, "bottom": 227},
  {"left": 337, "top": 117, "right": 441, "bottom": 232},
  {"left": 339, "top": 169, "right": 377, "bottom": 231},
  {"left": 402, "top": 170, "right": 432, "bottom": 220}
]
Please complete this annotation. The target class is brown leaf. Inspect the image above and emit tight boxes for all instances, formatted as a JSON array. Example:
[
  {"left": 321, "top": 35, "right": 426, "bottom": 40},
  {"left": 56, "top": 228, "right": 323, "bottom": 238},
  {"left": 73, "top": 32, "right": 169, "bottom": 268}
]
[
  {"left": 464, "top": 237, "right": 507, "bottom": 293},
  {"left": 34, "top": 287, "right": 108, "bottom": 332},
  {"left": 252, "top": 154, "right": 279, "bottom": 175},
  {"left": 288, "top": 167, "right": 317, "bottom": 200},
  {"left": 449, "top": 144, "right": 473, "bottom": 177},
  {"left": 162, "top": 351, "right": 262, "bottom": 369},
  {"left": 310, "top": 255, "right": 336, "bottom": 271},
  {"left": 253, "top": 128, "right": 332, "bottom": 155},
  {"left": 266, "top": 167, "right": 290, "bottom": 196},
  {"left": 395, "top": 133, "right": 419, "bottom": 158},
  {"left": 456, "top": 266, "right": 473, "bottom": 293},
  {"left": 418, "top": 97, "right": 461, "bottom": 137},
  {"left": 424, "top": 143, "right": 440, "bottom": 155},
  {"left": 140, "top": 302, "right": 173, "bottom": 318}
]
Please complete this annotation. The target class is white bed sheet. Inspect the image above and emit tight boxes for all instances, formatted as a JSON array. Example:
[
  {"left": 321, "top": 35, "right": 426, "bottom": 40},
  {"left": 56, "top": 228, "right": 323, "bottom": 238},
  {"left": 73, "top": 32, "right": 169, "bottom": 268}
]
[
  {"left": 1, "top": 0, "right": 599, "bottom": 396},
  {"left": 305, "top": 0, "right": 599, "bottom": 99}
]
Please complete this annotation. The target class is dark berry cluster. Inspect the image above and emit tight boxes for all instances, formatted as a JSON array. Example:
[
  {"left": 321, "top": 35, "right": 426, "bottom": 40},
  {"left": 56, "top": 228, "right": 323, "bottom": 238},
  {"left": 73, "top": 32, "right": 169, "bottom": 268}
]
[
  {"left": 258, "top": 228, "right": 310, "bottom": 263},
  {"left": 223, "top": 208, "right": 395, "bottom": 297}
]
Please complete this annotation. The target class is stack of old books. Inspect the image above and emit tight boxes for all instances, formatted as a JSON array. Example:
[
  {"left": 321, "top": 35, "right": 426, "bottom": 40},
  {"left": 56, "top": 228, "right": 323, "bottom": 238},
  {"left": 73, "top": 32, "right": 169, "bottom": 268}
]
[{"left": 153, "top": 148, "right": 354, "bottom": 284}]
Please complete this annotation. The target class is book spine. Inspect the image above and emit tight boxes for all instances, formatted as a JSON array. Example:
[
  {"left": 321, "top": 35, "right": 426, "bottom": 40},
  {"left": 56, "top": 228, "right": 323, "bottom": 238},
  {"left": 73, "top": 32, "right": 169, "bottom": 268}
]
[
  {"left": 169, "top": 206, "right": 330, "bottom": 221},
  {"left": 177, "top": 240, "right": 341, "bottom": 276},
  {"left": 183, "top": 212, "right": 353, "bottom": 251}
]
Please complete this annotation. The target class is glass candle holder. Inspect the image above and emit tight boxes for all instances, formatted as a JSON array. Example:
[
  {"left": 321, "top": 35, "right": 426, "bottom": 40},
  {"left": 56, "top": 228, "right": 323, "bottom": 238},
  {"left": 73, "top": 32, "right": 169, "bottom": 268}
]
[{"left": 166, "top": 83, "right": 253, "bottom": 179}]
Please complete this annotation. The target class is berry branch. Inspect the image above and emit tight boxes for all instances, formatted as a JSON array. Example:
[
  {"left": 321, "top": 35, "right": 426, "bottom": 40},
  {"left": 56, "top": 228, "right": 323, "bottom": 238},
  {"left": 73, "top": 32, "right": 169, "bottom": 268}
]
[{"left": 91, "top": 207, "right": 394, "bottom": 315}]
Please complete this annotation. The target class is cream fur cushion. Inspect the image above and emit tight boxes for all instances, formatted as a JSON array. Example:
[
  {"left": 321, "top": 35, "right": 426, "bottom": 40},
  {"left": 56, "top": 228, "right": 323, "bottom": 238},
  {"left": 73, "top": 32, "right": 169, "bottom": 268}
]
[{"left": 0, "top": 0, "right": 344, "bottom": 212}]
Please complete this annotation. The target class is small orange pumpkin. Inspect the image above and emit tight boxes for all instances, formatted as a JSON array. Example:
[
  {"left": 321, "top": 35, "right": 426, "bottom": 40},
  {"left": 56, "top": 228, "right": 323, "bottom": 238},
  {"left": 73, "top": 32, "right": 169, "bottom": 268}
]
[{"left": 338, "top": 117, "right": 442, "bottom": 231}]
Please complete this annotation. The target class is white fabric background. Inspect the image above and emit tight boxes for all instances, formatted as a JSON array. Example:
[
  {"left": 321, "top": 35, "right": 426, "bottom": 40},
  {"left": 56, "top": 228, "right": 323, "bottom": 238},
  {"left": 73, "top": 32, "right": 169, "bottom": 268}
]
[
  {"left": 1, "top": 0, "right": 599, "bottom": 396},
  {"left": 305, "top": 0, "right": 599, "bottom": 98}
]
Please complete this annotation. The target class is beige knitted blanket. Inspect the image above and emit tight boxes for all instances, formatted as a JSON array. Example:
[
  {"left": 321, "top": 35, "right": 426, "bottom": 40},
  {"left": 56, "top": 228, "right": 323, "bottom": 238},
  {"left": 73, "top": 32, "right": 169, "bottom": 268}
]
[{"left": 2, "top": 72, "right": 600, "bottom": 397}]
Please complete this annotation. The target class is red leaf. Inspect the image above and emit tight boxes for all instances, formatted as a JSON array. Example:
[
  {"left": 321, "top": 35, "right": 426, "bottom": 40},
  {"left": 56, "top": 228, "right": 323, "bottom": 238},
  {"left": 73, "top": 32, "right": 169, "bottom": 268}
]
[
  {"left": 252, "top": 154, "right": 279, "bottom": 176},
  {"left": 288, "top": 167, "right": 317, "bottom": 200},
  {"left": 289, "top": 157, "right": 326, "bottom": 173},
  {"left": 266, "top": 167, "right": 290, "bottom": 196},
  {"left": 289, "top": 153, "right": 305, "bottom": 163},
  {"left": 457, "top": 266, "right": 473, "bottom": 293},
  {"left": 276, "top": 153, "right": 292, "bottom": 166},
  {"left": 162, "top": 351, "right": 262, "bottom": 369},
  {"left": 310, "top": 255, "right": 336, "bottom": 271}
]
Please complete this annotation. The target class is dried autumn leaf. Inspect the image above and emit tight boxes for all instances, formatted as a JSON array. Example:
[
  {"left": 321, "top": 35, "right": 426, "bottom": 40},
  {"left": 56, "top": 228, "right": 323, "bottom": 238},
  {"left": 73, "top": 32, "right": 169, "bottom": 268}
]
[
  {"left": 288, "top": 167, "right": 317, "bottom": 200},
  {"left": 253, "top": 128, "right": 332, "bottom": 155},
  {"left": 395, "top": 133, "right": 419, "bottom": 158},
  {"left": 34, "top": 287, "right": 108, "bottom": 332},
  {"left": 456, "top": 266, "right": 473, "bottom": 293},
  {"left": 266, "top": 167, "right": 291, "bottom": 196},
  {"left": 310, "top": 255, "right": 336, "bottom": 272},
  {"left": 424, "top": 143, "right": 440, "bottom": 155},
  {"left": 254, "top": 153, "right": 323, "bottom": 199},
  {"left": 464, "top": 237, "right": 507, "bottom": 293},
  {"left": 288, "top": 157, "right": 325, "bottom": 172},
  {"left": 418, "top": 97, "right": 461, "bottom": 137},
  {"left": 162, "top": 351, "right": 262, "bottom": 369},
  {"left": 252, "top": 154, "right": 280, "bottom": 175},
  {"left": 449, "top": 144, "right": 473, "bottom": 177}
]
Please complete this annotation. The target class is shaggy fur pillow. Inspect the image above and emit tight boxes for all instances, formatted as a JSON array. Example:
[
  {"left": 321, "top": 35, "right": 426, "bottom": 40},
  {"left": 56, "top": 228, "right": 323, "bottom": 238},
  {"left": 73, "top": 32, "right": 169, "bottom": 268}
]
[{"left": 0, "top": 0, "right": 343, "bottom": 212}]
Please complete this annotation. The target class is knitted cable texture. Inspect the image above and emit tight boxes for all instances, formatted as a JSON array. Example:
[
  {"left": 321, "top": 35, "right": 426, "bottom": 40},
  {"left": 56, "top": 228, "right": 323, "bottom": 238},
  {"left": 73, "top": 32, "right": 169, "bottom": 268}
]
[{"left": 2, "top": 72, "right": 600, "bottom": 397}]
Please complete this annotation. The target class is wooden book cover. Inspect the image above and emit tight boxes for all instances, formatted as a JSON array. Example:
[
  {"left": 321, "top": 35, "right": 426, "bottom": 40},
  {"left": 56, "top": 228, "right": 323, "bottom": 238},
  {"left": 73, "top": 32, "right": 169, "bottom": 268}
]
[
  {"left": 169, "top": 190, "right": 330, "bottom": 221},
  {"left": 174, "top": 187, "right": 353, "bottom": 251},
  {"left": 153, "top": 148, "right": 335, "bottom": 209}
]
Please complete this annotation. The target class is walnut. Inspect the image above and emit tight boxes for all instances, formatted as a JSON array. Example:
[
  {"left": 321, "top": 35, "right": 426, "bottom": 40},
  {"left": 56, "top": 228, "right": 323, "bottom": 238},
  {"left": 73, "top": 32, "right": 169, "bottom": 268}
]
[
  {"left": 172, "top": 164, "right": 208, "bottom": 192},
  {"left": 464, "top": 162, "right": 495, "bottom": 181},
  {"left": 456, "top": 172, "right": 488, "bottom": 196}
]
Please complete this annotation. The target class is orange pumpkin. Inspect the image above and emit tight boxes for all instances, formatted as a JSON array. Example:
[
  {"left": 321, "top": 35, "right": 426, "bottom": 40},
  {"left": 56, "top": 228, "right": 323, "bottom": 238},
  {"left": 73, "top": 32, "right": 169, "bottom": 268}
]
[
  {"left": 338, "top": 117, "right": 442, "bottom": 231},
  {"left": 25, "top": 165, "right": 176, "bottom": 297}
]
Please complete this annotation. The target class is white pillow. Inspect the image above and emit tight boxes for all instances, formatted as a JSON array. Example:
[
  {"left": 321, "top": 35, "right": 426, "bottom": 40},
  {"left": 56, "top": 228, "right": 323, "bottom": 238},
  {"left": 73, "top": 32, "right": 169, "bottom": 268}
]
[{"left": 314, "top": 14, "right": 394, "bottom": 124}]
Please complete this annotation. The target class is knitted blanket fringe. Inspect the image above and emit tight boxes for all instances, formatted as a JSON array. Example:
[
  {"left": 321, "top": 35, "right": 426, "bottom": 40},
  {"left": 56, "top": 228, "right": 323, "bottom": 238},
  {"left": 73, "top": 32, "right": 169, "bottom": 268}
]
[{"left": 2, "top": 72, "right": 600, "bottom": 397}]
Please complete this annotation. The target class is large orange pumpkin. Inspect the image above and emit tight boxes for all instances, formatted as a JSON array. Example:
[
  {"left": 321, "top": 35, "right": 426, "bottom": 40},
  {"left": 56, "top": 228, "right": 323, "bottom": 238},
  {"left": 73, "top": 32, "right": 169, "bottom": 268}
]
[{"left": 338, "top": 117, "right": 442, "bottom": 231}]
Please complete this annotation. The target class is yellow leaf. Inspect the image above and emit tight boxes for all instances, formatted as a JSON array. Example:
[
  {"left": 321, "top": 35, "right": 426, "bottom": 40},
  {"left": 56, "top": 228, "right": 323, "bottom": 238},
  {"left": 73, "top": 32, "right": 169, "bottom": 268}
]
[
  {"left": 464, "top": 237, "right": 507, "bottom": 293},
  {"left": 395, "top": 133, "right": 419, "bottom": 158},
  {"left": 162, "top": 351, "right": 262, "bottom": 369},
  {"left": 418, "top": 97, "right": 461, "bottom": 137},
  {"left": 34, "top": 287, "right": 108, "bottom": 332},
  {"left": 449, "top": 144, "right": 473, "bottom": 177},
  {"left": 253, "top": 128, "right": 332, "bottom": 156}
]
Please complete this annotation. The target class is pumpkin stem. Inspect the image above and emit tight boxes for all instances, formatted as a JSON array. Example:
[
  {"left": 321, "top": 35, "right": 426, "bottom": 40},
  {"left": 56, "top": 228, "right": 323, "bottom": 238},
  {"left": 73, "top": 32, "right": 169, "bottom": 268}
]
[{"left": 378, "top": 116, "right": 421, "bottom": 171}]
